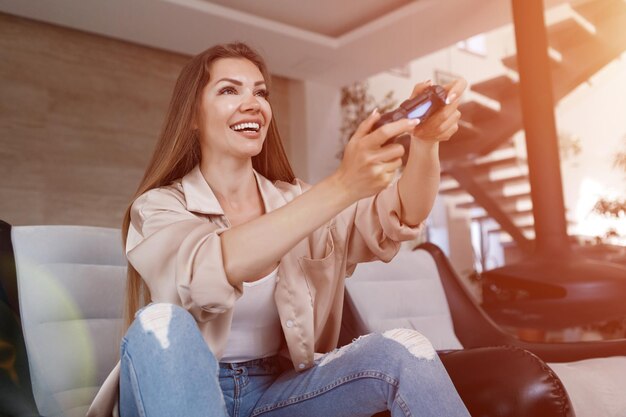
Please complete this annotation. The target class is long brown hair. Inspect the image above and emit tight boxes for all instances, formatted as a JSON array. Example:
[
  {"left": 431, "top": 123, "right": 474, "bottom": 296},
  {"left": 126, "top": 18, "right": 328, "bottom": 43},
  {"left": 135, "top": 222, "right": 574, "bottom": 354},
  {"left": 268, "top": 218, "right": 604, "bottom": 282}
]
[{"left": 122, "top": 42, "right": 295, "bottom": 328}]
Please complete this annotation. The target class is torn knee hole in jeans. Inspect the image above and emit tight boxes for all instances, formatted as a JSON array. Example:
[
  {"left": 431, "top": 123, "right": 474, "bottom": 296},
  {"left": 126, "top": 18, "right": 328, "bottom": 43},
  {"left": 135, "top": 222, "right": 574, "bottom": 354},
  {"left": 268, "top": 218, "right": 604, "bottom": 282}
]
[
  {"left": 318, "top": 334, "right": 371, "bottom": 367},
  {"left": 318, "top": 330, "right": 435, "bottom": 367},
  {"left": 138, "top": 303, "right": 173, "bottom": 349},
  {"left": 382, "top": 329, "right": 436, "bottom": 360}
]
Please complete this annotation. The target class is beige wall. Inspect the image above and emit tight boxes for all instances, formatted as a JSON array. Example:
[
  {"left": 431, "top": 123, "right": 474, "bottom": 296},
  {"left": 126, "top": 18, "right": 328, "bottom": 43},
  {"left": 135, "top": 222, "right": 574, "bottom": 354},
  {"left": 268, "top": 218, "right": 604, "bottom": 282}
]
[{"left": 0, "top": 13, "right": 293, "bottom": 228}]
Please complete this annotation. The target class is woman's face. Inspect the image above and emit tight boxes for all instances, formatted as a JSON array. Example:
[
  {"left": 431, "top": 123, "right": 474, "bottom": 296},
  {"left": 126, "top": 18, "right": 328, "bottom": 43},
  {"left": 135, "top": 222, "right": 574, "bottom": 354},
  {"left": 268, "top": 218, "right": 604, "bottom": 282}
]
[{"left": 197, "top": 57, "right": 272, "bottom": 161}]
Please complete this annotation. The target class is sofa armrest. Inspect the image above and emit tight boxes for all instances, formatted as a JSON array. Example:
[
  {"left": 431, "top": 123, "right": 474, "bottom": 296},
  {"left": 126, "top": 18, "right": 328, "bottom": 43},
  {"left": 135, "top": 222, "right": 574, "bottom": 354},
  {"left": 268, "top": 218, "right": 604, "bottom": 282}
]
[{"left": 439, "top": 346, "right": 574, "bottom": 417}]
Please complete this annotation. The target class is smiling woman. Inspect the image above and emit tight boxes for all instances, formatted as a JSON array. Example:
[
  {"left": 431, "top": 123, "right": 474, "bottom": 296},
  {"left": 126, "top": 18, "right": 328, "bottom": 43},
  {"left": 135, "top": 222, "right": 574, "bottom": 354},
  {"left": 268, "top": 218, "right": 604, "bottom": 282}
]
[{"left": 86, "top": 41, "right": 470, "bottom": 417}]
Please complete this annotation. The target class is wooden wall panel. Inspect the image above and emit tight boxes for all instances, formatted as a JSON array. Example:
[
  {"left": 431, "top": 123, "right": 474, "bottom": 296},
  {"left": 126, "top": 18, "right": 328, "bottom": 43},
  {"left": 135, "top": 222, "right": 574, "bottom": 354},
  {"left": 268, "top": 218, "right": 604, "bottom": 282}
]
[{"left": 0, "top": 13, "right": 293, "bottom": 227}]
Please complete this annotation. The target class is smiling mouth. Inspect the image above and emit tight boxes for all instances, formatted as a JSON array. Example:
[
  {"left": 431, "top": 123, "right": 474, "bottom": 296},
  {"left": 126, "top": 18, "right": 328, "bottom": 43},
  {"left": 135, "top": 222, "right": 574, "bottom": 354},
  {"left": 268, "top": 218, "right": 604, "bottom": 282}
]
[{"left": 230, "top": 122, "right": 261, "bottom": 133}]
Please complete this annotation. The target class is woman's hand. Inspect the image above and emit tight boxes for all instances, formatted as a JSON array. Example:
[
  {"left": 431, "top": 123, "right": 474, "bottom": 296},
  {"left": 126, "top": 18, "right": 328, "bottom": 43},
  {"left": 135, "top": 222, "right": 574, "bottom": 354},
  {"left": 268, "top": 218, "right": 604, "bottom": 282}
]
[
  {"left": 333, "top": 110, "right": 419, "bottom": 202},
  {"left": 409, "top": 78, "right": 468, "bottom": 143}
]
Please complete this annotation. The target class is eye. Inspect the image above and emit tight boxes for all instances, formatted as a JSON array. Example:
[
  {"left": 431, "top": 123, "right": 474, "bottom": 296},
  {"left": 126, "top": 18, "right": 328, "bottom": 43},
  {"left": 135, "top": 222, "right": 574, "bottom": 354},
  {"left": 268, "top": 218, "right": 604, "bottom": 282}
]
[
  {"left": 218, "top": 86, "right": 237, "bottom": 95},
  {"left": 254, "top": 89, "right": 270, "bottom": 99}
]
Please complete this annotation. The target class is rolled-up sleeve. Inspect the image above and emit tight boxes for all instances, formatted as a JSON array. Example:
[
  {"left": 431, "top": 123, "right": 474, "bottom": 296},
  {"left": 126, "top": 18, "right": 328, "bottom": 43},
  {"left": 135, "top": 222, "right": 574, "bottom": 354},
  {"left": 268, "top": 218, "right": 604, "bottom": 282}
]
[
  {"left": 126, "top": 188, "right": 242, "bottom": 322},
  {"left": 344, "top": 180, "right": 423, "bottom": 273}
]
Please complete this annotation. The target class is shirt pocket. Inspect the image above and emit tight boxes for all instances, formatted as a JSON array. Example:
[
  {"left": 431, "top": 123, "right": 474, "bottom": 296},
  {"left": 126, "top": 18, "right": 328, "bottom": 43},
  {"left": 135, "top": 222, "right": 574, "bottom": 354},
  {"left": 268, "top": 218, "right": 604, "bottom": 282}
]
[{"left": 298, "top": 226, "right": 343, "bottom": 327}]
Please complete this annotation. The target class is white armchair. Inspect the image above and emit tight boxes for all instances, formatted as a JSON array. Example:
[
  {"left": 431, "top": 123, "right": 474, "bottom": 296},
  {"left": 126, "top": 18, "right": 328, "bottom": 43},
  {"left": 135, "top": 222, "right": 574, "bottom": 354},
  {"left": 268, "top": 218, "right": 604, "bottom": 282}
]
[{"left": 1, "top": 224, "right": 125, "bottom": 417}]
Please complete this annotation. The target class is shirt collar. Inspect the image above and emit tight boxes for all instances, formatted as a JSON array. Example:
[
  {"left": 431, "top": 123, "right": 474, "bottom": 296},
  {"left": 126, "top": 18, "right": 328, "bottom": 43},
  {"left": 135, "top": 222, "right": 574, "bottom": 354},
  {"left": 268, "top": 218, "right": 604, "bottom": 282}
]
[{"left": 181, "top": 165, "right": 287, "bottom": 215}]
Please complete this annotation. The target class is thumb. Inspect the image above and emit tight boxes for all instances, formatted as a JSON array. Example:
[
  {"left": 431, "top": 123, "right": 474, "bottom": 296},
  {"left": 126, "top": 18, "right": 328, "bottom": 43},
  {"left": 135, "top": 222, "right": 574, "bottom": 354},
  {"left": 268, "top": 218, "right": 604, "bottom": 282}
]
[{"left": 409, "top": 79, "right": 432, "bottom": 100}]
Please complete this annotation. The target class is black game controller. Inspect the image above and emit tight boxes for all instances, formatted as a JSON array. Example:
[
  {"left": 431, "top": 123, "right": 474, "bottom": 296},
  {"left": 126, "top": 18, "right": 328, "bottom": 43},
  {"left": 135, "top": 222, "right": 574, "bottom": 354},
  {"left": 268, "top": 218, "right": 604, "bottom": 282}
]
[{"left": 372, "top": 85, "right": 448, "bottom": 131}]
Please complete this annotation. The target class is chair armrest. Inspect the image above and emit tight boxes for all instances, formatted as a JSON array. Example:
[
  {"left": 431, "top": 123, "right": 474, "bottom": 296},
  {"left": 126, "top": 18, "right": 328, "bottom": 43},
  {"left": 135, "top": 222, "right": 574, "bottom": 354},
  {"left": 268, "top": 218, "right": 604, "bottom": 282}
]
[
  {"left": 0, "top": 221, "right": 40, "bottom": 416},
  {"left": 0, "top": 300, "right": 40, "bottom": 417},
  {"left": 417, "top": 242, "right": 626, "bottom": 363},
  {"left": 371, "top": 346, "right": 574, "bottom": 417},
  {"left": 0, "top": 220, "right": 20, "bottom": 317},
  {"left": 439, "top": 346, "right": 574, "bottom": 417},
  {"left": 416, "top": 242, "right": 522, "bottom": 346}
]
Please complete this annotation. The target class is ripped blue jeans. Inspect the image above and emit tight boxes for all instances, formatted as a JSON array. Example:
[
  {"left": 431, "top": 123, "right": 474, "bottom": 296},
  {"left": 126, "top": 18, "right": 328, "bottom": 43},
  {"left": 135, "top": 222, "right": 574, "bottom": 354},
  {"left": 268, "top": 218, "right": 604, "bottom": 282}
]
[{"left": 119, "top": 303, "right": 470, "bottom": 417}]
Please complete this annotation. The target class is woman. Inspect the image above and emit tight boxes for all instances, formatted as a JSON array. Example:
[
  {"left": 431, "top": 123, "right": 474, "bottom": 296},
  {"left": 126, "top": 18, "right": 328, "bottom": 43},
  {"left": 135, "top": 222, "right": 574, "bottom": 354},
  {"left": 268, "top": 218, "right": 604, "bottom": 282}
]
[{"left": 88, "top": 42, "right": 469, "bottom": 417}]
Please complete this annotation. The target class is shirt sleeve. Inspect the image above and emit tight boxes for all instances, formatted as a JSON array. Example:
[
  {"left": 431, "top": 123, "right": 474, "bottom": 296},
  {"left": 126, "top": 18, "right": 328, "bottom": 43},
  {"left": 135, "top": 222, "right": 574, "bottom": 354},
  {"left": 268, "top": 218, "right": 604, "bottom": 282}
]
[
  {"left": 342, "top": 179, "right": 423, "bottom": 275},
  {"left": 126, "top": 187, "right": 242, "bottom": 322}
]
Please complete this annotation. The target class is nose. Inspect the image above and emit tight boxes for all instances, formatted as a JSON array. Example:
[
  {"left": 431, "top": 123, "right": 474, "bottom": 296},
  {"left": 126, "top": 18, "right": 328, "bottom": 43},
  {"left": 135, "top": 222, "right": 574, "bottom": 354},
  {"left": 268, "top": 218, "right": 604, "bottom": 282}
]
[{"left": 240, "top": 92, "right": 261, "bottom": 113}]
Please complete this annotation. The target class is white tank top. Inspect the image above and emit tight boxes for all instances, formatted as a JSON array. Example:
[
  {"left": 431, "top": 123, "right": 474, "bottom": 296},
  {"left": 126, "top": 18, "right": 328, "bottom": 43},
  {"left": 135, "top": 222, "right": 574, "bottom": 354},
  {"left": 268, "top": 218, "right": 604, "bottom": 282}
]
[{"left": 221, "top": 267, "right": 283, "bottom": 363}]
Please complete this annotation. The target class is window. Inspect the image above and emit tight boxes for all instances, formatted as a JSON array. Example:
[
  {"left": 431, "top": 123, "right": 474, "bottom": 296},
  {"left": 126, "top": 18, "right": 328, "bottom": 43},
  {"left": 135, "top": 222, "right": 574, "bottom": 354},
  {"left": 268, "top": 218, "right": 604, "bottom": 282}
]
[{"left": 457, "top": 34, "right": 487, "bottom": 57}]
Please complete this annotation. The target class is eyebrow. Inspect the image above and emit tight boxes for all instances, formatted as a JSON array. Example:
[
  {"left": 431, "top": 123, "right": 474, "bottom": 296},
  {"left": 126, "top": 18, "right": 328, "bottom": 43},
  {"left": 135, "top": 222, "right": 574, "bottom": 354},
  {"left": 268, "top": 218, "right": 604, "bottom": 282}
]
[{"left": 215, "top": 78, "right": 266, "bottom": 86}]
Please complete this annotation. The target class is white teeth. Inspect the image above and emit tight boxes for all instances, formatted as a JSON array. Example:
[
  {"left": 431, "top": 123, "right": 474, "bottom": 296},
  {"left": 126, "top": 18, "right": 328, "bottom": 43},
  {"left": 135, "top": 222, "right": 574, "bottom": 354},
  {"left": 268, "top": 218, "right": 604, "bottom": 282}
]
[{"left": 231, "top": 122, "right": 260, "bottom": 132}]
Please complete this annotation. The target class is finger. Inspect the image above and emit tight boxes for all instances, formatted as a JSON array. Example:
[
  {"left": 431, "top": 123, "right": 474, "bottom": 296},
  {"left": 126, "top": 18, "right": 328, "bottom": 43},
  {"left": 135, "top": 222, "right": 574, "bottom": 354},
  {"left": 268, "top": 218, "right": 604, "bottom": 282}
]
[
  {"left": 434, "top": 123, "right": 459, "bottom": 142},
  {"left": 376, "top": 158, "right": 402, "bottom": 175},
  {"left": 352, "top": 108, "right": 381, "bottom": 140},
  {"left": 384, "top": 157, "right": 403, "bottom": 172},
  {"left": 419, "top": 115, "right": 458, "bottom": 141},
  {"left": 441, "top": 123, "right": 459, "bottom": 140},
  {"left": 380, "top": 159, "right": 403, "bottom": 184},
  {"left": 438, "top": 102, "right": 459, "bottom": 120},
  {"left": 374, "top": 143, "right": 405, "bottom": 163},
  {"left": 367, "top": 118, "right": 420, "bottom": 147},
  {"left": 441, "top": 78, "right": 467, "bottom": 105},
  {"left": 436, "top": 109, "right": 461, "bottom": 134},
  {"left": 443, "top": 78, "right": 468, "bottom": 105},
  {"left": 370, "top": 163, "right": 391, "bottom": 183},
  {"left": 423, "top": 104, "right": 460, "bottom": 129},
  {"left": 409, "top": 79, "right": 433, "bottom": 99},
  {"left": 379, "top": 169, "right": 396, "bottom": 187}
]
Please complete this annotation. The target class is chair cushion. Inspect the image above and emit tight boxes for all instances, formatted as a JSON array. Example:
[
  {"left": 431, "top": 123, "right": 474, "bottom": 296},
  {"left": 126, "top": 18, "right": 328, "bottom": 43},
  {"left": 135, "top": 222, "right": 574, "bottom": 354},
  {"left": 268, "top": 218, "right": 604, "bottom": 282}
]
[
  {"left": 549, "top": 357, "right": 626, "bottom": 417},
  {"left": 346, "top": 248, "right": 463, "bottom": 350},
  {"left": 12, "top": 226, "right": 126, "bottom": 417}
]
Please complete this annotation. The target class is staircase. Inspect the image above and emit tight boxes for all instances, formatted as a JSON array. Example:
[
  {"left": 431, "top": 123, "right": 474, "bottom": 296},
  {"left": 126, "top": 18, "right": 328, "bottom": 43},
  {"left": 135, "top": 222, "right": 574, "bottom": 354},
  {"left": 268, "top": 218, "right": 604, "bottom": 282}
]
[{"left": 438, "top": 0, "right": 626, "bottom": 258}]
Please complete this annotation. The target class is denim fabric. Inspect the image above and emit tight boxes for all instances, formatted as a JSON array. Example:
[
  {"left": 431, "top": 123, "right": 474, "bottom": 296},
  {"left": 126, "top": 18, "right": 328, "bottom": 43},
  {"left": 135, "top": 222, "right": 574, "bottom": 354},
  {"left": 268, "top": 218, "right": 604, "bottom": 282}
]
[
  {"left": 218, "top": 357, "right": 282, "bottom": 417},
  {"left": 120, "top": 303, "right": 469, "bottom": 417}
]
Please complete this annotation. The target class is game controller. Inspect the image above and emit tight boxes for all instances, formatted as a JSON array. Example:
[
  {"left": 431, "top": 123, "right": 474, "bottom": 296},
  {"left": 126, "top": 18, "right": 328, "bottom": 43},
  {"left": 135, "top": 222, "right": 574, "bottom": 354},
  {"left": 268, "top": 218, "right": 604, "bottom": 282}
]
[{"left": 372, "top": 85, "right": 448, "bottom": 131}]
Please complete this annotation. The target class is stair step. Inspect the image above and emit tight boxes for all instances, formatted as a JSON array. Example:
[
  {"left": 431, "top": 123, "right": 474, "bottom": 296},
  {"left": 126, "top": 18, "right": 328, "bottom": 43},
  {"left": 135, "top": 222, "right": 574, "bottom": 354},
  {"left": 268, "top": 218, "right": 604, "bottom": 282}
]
[
  {"left": 439, "top": 123, "right": 485, "bottom": 164},
  {"left": 442, "top": 155, "right": 524, "bottom": 180},
  {"left": 439, "top": 186, "right": 466, "bottom": 196},
  {"left": 454, "top": 123, "right": 482, "bottom": 143},
  {"left": 488, "top": 225, "right": 535, "bottom": 235},
  {"left": 573, "top": 0, "right": 626, "bottom": 28},
  {"left": 551, "top": 3, "right": 626, "bottom": 101},
  {"left": 479, "top": 173, "right": 529, "bottom": 191},
  {"left": 456, "top": 191, "right": 531, "bottom": 210},
  {"left": 501, "top": 53, "right": 562, "bottom": 74},
  {"left": 458, "top": 101, "right": 500, "bottom": 124},
  {"left": 467, "top": 156, "right": 524, "bottom": 175},
  {"left": 489, "top": 171, "right": 528, "bottom": 184},
  {"left": 472, "top": 208, "right": 534, "bottom": 222},
  {"left": 471, "top": 76, "right": 519, "bottom": 102},
  {"left": 440, "top": 173, "right": 529, "bottom": 196},
  {"left": 488, "top": 219, "right": 577, "bottom": 235},
  {"left": 493, "top": 139, "right": 518, "bottom": 153},
  {"left": 548, "top": 18, "right": 594, "bottom": 53}
]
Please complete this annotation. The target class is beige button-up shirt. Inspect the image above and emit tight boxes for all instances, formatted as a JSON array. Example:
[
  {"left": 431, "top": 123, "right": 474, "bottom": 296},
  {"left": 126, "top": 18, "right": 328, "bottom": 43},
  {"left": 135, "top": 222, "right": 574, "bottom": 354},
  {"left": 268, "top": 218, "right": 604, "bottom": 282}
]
[{"left": 87, "top": 165, "right": 421, "bottom": 417}]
